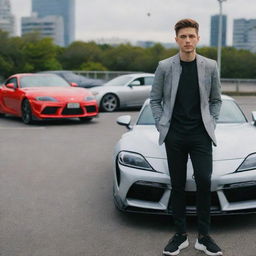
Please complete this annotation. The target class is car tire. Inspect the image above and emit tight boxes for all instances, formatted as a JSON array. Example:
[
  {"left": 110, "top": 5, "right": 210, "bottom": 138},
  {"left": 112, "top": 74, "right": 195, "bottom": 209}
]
[
  {"left": 79, "top": 117, "right": 93, "bottom": 122},
  {"left": 100, "top": 93, "right": 119, "bottom": 112},
  {"left": 22, "top": 99, "right": 34, "bottom": 124}
]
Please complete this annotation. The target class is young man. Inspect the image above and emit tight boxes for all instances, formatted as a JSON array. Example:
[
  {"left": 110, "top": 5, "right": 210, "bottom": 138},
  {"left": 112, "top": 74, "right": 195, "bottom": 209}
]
[{"left": 150, "top": 19, "right": 222, "bottom": 255}]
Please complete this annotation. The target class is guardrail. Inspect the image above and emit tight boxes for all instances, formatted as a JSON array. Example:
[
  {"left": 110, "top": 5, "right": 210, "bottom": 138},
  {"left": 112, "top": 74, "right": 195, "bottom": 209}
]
[
  {"left": 74, "top": 71, "right": 256, "bottom": 94},
  {"left": 221, "top": 78, "right": 256, "bottom": 94}
]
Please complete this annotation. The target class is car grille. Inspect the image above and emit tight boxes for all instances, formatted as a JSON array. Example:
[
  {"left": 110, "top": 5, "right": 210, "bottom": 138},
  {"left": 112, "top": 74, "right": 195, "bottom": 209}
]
[
  {"left": 85, "top": 105, "right": 97, "bottom": 113},
  {"left": 62, "top": 107, "right": 84, "bottom": 115},
  {"left": 223, "top": 185, "right": 256, "bottom": 202},
  {"left": 127, "top": 182, "right": 167, "bottom": 202},
  {"left": 42, "top": 107, "right": 59, "bottom": 115}
]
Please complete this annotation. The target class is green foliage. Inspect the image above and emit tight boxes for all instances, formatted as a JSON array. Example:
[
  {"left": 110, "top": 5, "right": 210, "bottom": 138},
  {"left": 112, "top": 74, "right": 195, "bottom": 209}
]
[
  {"left": 58, "top": 41, "right": 103, "bottom": 69},
  {"left": 0, "top": 30, "right": 256, "bottom": 79},
  {"left": 80, "top": 61, "right": 107, "bottom": 71}
]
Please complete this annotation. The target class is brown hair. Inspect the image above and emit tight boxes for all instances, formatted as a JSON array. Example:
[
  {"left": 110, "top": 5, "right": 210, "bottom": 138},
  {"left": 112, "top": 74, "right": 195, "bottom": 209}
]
[{"left": 174, "top": 19, "right": 199, "bottom": 35}]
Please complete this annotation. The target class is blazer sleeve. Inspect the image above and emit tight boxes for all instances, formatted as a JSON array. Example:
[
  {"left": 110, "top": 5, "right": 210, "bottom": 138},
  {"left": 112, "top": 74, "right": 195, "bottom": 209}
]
[
  {"left": 150, "top": 62, "right": 164, "bottom": 130},
  {"left": 209, "top": 61, "right": 222, "bottom": 121}
]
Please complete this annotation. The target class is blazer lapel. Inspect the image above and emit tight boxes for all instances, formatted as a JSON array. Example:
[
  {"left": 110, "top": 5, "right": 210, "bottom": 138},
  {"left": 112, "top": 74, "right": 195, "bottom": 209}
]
[{"left": 196, "top": 54, "right": 207, "bottom": 104}]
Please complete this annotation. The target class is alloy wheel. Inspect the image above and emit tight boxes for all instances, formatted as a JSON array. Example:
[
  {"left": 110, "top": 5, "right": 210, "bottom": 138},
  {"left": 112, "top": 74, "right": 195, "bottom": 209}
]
[{"left": 101, "top": 94, "right": 118, "bottom": 112}]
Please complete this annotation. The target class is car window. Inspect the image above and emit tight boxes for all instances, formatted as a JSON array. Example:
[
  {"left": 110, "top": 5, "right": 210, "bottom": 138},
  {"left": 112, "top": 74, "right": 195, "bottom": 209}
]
[
  {"left": 20, "top": 75, "right": 71, "bottom": 88},
  {"left": 218, "top": 100, "right": 247, "bottom": 123},
  {"left": 137, "top": 99, "right": 247, "bottom": 125},
  {"left": 131, "top": 78, "right": 144, "bottom": 86},
  {"left": 144, "top": 77, "right": 154, "bottom": 85},
  {"left": 5, "top": 78, "right": 18, "bottom": 88}
]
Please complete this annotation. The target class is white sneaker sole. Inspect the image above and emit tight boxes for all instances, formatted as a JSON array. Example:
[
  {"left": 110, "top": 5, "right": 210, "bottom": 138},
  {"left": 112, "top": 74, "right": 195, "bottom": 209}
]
[
  {"left": 195, "top": 239, "right": 223, "bottom": 256},
  {"left": 163, "top": 239, "right": 189, "bottom": 255}
]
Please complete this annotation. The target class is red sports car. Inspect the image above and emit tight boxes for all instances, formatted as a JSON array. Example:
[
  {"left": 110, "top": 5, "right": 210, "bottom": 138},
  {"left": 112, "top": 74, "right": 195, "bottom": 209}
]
[{"left": 0, "top": 73, "right": 99, "bottom": 124}]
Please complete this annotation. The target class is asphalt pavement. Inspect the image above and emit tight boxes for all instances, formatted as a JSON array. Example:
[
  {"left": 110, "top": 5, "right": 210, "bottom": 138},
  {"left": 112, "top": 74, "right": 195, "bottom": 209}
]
[{"left": 0, "top": 96, "right": 255, "bottom": 256}]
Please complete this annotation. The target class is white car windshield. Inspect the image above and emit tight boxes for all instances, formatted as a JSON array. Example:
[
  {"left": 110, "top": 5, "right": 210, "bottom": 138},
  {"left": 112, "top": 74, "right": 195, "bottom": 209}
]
[
  {"left": 104, "top": 76, "right": 133, "bottom": 86},
  {"left": 20, "top": 75, "right": 70, "bottom": 88},
  {"left": 137, "top": 99, "right": 247, "bottom": 125}
]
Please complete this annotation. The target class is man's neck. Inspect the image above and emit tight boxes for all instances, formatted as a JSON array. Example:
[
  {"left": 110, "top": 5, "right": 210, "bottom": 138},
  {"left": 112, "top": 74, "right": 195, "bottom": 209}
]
[{"left": 179, "top": 51, "right": 196, "bottom": 62}]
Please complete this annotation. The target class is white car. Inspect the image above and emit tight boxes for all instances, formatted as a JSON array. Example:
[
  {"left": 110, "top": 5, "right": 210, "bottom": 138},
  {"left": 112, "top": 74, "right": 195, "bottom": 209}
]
[
  {"left": 90, "top": 73, "right": 154, "bottom": 112},
  {"left": 113, "top": 95, "right": 256, "bottom": 215}
]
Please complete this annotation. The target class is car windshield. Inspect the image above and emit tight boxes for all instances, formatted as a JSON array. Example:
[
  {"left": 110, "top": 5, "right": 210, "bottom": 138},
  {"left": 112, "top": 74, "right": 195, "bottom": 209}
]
[
  {"left": 20, "top": 75, "right": 70, "bottom": 88},
  {"left": 137, "top": 99, "right": 247, "bottom": 125},
  {"left": 104, "top": 75, "right": 133, "bottom": 86}
]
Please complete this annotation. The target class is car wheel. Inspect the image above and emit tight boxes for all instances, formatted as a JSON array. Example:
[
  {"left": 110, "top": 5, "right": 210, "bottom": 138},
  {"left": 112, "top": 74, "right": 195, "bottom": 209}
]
[
  {"left": 79, "top": 117, "right": 93, "bottom": 122},
  {"left": 101, "top": 93, "right": 119, "bottom": 112},
  {"left": 22, "top": 99, "right": 33, "bottom": 124}
]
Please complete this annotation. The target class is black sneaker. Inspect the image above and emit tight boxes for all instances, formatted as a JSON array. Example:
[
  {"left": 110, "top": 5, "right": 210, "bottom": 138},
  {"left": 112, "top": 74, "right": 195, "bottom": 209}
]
[
  {"left": 195, "top": 235, "right": 223, "bottom": 255},
  {"left": 163, "top": 233, "right": 189, "bottom": 255}
]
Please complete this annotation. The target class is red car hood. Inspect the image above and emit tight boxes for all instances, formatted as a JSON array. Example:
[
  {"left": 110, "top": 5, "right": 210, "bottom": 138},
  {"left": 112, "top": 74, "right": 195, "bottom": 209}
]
[{"left": 21, "top": 87, "right": 91, "bottom": 101}]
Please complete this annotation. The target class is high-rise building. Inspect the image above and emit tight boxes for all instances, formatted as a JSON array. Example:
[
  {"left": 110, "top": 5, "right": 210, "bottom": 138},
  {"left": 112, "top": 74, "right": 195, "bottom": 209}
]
[
  {"left": 210, "top": 14, "right": 227, "bottom": 47},
  {"left": 233, "top": 19, "right": 256, "bottom": 53},
  {"left": 31, "top": 0, "right": 75, "bottom": 46},
  {"left": 21, "top": 14, "right": 64, "bottom": 46},
  {"left": 0, "top": 0, "right": 15, "bottom": 36}
]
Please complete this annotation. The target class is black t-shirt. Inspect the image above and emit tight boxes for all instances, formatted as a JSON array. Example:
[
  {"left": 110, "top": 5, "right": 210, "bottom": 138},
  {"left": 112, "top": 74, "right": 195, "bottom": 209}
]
[{"left": 170, "top": 58, "right": 205, "bottom": 134}]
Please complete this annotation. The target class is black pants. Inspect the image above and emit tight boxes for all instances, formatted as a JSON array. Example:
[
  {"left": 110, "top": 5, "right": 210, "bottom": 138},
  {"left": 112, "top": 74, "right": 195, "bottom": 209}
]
[{"left": 165, "top": 129, "right": 212, "bottom": 236}]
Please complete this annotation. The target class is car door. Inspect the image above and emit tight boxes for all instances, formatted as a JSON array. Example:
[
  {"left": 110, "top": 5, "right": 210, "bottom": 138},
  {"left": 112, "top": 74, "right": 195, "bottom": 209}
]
[
  {"left": 1, "top": 77, "right": 21, "bottom": 114},
  {"left": 126, "top": 76, "right": 154, "bottom": 106}
]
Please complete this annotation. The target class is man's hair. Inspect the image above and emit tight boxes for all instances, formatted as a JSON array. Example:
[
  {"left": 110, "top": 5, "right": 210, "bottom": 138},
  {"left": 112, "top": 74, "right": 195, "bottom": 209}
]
[{"left": 174, "top": 19, "right": 199, "bottom": 35}]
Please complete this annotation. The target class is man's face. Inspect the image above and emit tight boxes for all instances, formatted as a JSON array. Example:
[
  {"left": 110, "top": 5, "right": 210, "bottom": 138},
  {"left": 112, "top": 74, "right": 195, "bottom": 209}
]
[{"left": 175, "top": 27, "right": 200, "bottom": 54}]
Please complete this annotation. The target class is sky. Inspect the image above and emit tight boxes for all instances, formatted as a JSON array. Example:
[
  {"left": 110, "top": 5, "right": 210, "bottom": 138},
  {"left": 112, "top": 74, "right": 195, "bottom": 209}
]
[{"left": 10, "top": 0, "right": 256, "bottom": 46}]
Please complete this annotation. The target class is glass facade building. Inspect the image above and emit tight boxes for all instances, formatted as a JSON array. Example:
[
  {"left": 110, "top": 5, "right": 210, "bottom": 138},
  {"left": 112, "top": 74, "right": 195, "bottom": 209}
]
[
  {"left": 210, "top": 14, "right": 227, "bottom": 47},
  {"left": 22, "top": 14, "right": 64, "bottom": 46},
  {"left": 233, "top": 19, "right": 256, "bottom": 53},
  {"left": 32, "top": 0, "right": 75, "bottom": 46},
  {"left": 0, "top": 0, "right": 15, "bottom": 36}
]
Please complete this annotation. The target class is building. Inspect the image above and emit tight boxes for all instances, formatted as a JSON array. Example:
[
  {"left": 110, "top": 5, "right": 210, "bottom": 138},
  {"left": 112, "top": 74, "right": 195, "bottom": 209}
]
[
  {"left": 0, "top": 0, "right": 15, "bottom": 36},
  {"left": 233, "top": 19, "right": 256, "bottom": 53},
  {"left": 21, "top": 14, "right": 64, "bottom": 46},
  {"left": 31, "top": 0, "right": 75, "bottom": 46},
  {"left": 210, "top": 14, "right": 227, "bottom": 47}
]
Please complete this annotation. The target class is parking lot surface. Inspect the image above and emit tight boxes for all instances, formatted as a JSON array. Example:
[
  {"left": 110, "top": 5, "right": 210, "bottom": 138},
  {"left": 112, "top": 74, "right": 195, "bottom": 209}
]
[{"left": 0, "top": 96, "right": 255, "bottom": 256}]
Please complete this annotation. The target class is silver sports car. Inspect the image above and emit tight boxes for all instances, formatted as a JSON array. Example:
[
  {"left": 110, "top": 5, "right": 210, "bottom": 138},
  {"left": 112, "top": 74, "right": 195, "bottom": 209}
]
[
  {"left": 113, "top": 95, "right": 256, "bottom": 215},
  {"left": 90, "top": 73, "right": 154, "bottom": 112}
]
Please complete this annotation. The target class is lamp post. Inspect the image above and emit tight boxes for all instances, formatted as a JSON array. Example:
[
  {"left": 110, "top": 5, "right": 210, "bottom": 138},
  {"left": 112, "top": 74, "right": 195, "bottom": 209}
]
[{"left": 217, "top": 0, "right": 227, "bottom": 77}]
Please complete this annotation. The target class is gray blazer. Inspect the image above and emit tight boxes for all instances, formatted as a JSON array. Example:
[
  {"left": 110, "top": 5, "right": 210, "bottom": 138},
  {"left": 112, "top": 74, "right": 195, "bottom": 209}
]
[{"left": 150, "top": 53, "right": 222, "bottom": 146}]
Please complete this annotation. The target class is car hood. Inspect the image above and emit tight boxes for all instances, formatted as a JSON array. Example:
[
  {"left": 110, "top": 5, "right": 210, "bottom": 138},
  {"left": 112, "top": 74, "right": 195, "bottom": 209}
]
[
  {"left": 21, "top": 87, "right": 92, "bottom": 100},
  {"left": 90, "top": 85, "right": 121, "bottom": 93},
  {"left": 118, "top": 123, "right": 256, "bottom": 161}
]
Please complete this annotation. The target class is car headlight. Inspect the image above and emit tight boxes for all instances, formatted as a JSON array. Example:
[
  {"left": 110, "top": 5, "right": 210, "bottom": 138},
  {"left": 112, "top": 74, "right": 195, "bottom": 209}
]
[
  {"left": 36, "top": 96, "right": 58, "bottom": 102},
  {"left": 84, "top": 96, "right": 95, "bottom": 101},
  {"left": 236, "top": 153, "right": 256, "bottom": 172},
  {"left": 118, "top": 151, "right": 154, "bottom": 171}
]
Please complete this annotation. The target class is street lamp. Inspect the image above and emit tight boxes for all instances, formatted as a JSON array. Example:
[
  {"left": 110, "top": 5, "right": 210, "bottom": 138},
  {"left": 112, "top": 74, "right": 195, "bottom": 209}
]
[{"left": 217, "top": 0, "right": 227, "bottom": 77}]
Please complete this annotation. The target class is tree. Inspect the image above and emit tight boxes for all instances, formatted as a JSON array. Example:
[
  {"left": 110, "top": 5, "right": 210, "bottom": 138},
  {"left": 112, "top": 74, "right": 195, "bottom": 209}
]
[
  {"left": 59, "top": 41, "right": 103, "bottom": 69},
  {"left": 80, "top": 61, "right": 107, "bottom": 71}
]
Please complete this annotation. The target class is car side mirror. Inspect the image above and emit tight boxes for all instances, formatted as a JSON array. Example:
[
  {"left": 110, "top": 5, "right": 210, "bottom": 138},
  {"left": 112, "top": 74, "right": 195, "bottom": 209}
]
[
  {"left": 70, "top": 82, "right": 78, "bottom": 87},
  {"left": 6, "top": 83, "right": 16, "bottom": 89},
  {"left": 128, "top": 80, "right": 140, "bottom": 87},
  {"left": 252, "top": 111, "right": 256, "bottom": 126},
  {"left": 116, "top": 115, "right": 132, "bottom": 130}
]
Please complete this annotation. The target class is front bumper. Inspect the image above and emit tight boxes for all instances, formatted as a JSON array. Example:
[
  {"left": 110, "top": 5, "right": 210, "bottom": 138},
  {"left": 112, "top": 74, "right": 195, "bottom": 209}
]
[
  {"left": 113, "top": 157, "right": 256, "bottom": 215},
  {"left": 30, "top": 100, "right": 98, "bottom": 119}
]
